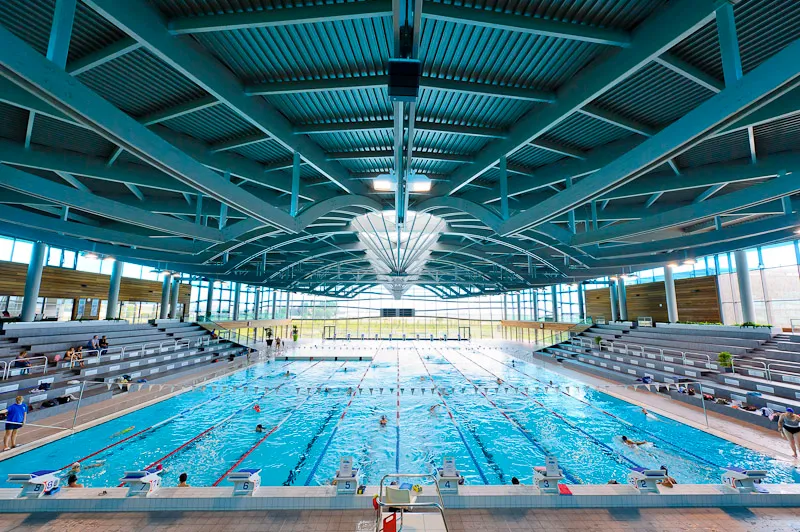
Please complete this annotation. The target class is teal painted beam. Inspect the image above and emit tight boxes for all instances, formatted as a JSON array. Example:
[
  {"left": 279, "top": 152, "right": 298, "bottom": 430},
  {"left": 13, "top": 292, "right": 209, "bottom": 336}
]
[
  {"left": 571, "top": 172, "right": 798, "bottom": 246},
  {"left": 500, "top": 36, "right": 800, "bottom": 236},
  {"left": 168, "top": 0, "right": 392, "bottom": 34},
  {"left": 422, "top": 2, "right": 631, "bottom": 47},
  {"left": 0, "top": 165, "right": 225, "bottom": 243},
  {"left": 84, "top": 0, "right": 364, "bottom": 195},
  {"left": 445, "top": 0, "right": 723, "bottom": 195}
]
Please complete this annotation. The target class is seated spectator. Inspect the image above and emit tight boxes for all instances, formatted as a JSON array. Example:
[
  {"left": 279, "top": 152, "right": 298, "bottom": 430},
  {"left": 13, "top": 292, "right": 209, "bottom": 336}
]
[
  {"left": 13, "top": 351, "right": 32, "bottom": 375},
  {"left": 87, "top": 335, "right": 100, "bottom": 352},
  {"left": 1, "top": 310, "right": 9, "bottom": 318},
  {"left": 66, "top": 347, "right": 84, "bottom": 368},
  {"left": 99, "top": 336, "right": 109, "bottom": 356}
]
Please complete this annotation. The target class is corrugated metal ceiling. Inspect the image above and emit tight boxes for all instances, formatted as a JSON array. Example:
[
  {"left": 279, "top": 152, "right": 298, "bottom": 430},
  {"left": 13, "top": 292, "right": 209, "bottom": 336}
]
[{"left": 77, "top": 49, "right": 207, "bottom": 117}]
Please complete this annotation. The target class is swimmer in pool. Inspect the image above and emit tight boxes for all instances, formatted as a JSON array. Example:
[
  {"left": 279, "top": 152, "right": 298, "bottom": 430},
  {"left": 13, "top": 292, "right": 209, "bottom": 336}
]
[
  {"left": 255, "top": 424, "right": 265, "bottom": 433},
  {"left": 621, "top": 436, "right": 650, "bottom": 447},
  {"left": 285, "top": 371, "right": 291, "bottom": 377},
  {"left": 429, "top": 404, "right": 440, "bottom": 415},
  {"left": 110, "top": 426, "right": 135, "bottom": 439},
  {"left": 379, "top": 415, "right": 388, "bottom": 426},
  {"left": 496, "top": 378, "right": 504, "bottom": 385}
]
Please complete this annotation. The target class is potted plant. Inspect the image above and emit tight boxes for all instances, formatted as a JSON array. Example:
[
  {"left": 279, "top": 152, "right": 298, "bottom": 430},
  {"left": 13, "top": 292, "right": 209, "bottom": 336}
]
[
  {"left": 265, "top": 327, "right": 274, "bottom": 347},
  {"left": 292, "top": 325, "right": 299, "bottom": 342},
  {"left": 594, "top": 336, "right": 602, "bottom": 347},
  {"left": 718, "top": 351, "right": 734, "bottom": 373}
]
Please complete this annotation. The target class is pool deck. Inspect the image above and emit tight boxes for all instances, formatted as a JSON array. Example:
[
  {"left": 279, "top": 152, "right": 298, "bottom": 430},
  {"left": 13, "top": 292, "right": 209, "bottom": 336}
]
[
  {"left": 2, "top": 507, "right": 799, "bottom": 532},
  {"left": 2, "top": 482, "right": 800, "bottom": 513}
]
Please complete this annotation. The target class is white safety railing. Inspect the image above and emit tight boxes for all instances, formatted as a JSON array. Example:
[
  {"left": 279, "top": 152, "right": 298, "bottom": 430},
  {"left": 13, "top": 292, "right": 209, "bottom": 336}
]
[
  {"left": 570, "top": 337, "right": 717, "bottom": 370},
  {"left": 65, "top": 337, "right": 221, "bottom": 370},
  {"left": 4, "top": 356, "right": 49, "bottom": 379},
  {"left": 637, "top": 317, "right": 654, "bottom": 327},
  {"left": 732, "top": 357, "right": 800, "bottom": 383}
]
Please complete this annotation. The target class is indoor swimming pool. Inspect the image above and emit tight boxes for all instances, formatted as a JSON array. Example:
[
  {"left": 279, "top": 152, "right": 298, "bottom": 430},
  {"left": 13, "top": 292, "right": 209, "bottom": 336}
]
[{"left": 1, "top": 343, "right": 798, "bottom": 488}]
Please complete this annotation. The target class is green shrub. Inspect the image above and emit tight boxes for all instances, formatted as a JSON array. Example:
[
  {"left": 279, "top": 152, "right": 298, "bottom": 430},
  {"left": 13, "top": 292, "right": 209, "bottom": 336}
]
[{"left": 718, "top": 351, "right": 733, "bottom": 368}]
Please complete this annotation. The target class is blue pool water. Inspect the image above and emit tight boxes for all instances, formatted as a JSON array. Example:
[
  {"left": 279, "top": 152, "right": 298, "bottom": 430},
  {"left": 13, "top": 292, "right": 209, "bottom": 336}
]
[{"left": 1, "top": 343, "right": 798, "bottom": 488}]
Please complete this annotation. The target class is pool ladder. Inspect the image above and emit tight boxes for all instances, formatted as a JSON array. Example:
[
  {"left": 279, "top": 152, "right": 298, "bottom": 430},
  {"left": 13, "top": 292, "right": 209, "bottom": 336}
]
[{"left": 374, "top": 473, "right": 450, "bottom": 532}]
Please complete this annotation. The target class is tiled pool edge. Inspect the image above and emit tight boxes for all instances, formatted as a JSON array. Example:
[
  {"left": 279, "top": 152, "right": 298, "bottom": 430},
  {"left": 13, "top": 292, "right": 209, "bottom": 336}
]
[{"left": 1, "top": 485, "right": 800, "bottom": 512}]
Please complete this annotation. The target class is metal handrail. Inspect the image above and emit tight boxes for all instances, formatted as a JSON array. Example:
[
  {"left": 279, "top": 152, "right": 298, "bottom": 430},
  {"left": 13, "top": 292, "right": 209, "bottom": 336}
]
[
  {"left": 0, "top": 360, "right": 6, "bottom": 380},
  {"left": 376, "top": 473, "right": 449, "bottom": 532},
  {"left": 5, "top": 355, "right": 48, "bottom": 378},
  {"left": 578, "top": 336, "right": 716, "bottom": 371}
]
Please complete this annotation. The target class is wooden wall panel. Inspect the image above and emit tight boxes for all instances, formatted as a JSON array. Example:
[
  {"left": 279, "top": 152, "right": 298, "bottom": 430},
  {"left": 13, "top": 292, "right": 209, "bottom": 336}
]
[
  {"left": 585, "top": 276, "right": 721, "bottom": 323},
  {"left": 0, "top": 262, "right": 190, "bottom": 305}
]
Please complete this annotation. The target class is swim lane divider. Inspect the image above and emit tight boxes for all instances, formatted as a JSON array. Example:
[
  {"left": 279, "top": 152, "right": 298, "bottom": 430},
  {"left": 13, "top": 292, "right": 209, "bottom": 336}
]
[
  {"left": 444, "top": 355, "right": 642, "bottom": 472},
  {"left": 474, "top": 348, "right": 724, "bottom": 471},
  {"left": 61, "top": 360, "right": 296, "bottom": 472},
  {"left": 395, "top": 349, "right": 401, "bottom": 474},
  {"left": 212, "top": 361, "right": 347, "bottom": 486},
  {"left": 303, "top": 343, "right": 384, "bottom": 486},
  {"left": 127, "top": 361, "right": 320, "bottom": 484},
  {"left": 416, "top": 348, "right": 490, "bottom": 485}
]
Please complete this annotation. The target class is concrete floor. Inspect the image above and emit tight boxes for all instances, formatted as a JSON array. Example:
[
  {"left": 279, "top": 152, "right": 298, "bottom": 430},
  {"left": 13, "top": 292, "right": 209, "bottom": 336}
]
[{"left": 1, "top": 507, "right": 800, "bottom": 531}]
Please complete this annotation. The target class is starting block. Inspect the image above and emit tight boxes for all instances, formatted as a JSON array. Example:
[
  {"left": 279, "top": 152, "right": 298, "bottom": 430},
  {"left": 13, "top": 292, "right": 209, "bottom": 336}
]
[
  {"left": 721, "top": 467, "right": 768, "bottom": 493},
  {"left": 334, "top": 456, "right": 360, "bottom": 494},
  {"left": 228, "top": 468, "right": 262, "bottom": 496},
  {"left": 628, "top": 467, "right": 665, "bottom": 493},
  {"left": 434, "top": 457, "right": 462, "bottom": 493},
  {"left": 120, "top": 467, "right": 162, "bottom": 497},
  {"left": 533, "top": 457, "right": 564, "bottom": 494},
  {"left": 7, "top": 470, "right": 60, "bottom": 498}
]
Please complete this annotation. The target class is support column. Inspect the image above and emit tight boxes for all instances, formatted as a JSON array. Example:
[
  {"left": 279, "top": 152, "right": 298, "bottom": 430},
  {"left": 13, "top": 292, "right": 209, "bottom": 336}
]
[
  {"left": 550, "top": 285, "right": 558, "bottom": 322},
  {"left": 502, "top": 294, "right": 508, "bottom": 321},
  {"left": 664, "top": 265, "right": 679, "bottom": 323},
  {"left": 159, "top": 274, "right": 171, "bottom": 319},
  {"left": 290, "top": 151, "right": 301, "bottom": 217},
  {"left": 271, "top": 290, "right": 277, "bottom": 319},
  {"left": 533, "top": 290, "right": 539, "bottom": 321},
  {"left": 499, "top": 155, "right": 509, "bottom": 220},
  {"left": 232, "top": 283, "right": 241, "bottom": 321},
  {"left": 205, "top": 281, "right": 215, "bottom": 318},
  {"left": 285, "top": 291, "right": 291, "bottom": 319},
  {"left": 169, "top": 277, "right": 180, "bottom": 319},
  {"left": 516, "top": 293, "right": 522, "bottom": 320},
  {"left": 20, "top": 241, "right": 46, "bottom": 322},
  {"left": 609, "top": 280, "right": 619, "bottom": 322},
  {"left": 577, "top": 283, "right": 585, "bottom": 322},
  {"left": 253, "top": 287, "right": 261, "bottom": 320},
  {"left": 734, "top": 249, "right": 756, "bottom": 323},
  {"left": 617, "top": 280, "right": 628, "bottom": 321},
  {"left": 105, "top": 259, "right": 122, "bottom": 320}
]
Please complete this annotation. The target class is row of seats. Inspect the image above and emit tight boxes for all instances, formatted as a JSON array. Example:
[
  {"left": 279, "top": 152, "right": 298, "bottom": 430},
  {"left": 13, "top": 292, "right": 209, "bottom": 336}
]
[
  {"left": 0, "top": 320, "right": 246, "bottom": 412},
  {"left": 536, "top": 322, "right": 800, "bottom": 428}
]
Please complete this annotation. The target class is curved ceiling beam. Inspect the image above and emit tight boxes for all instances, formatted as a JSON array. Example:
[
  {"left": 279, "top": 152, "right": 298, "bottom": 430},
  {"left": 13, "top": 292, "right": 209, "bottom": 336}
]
[
  {"left": 295, "top": 195, "right": 383, "bottom": 230},
  {"left": 430, "top": 244, "right": 527, "bottom": 283},
  {"left": 267, "top": 244, "right": 364, "bottom": 280},
  {"left": 415, "top": 196, "right": 502, "bottom": 232}
]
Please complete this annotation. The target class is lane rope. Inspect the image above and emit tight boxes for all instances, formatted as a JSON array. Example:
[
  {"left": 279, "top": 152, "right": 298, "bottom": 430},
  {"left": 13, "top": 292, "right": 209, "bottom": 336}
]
[
  {"left": 442, "top": 347, "right": 641, "bottom": 478},
  {"left": 211, "top": 361, "right": 346, "bottom": 486},
  {"left": 60, "top": 360, "right": 295, "bottom": 471},
  {"left": 416, "top": 347, "right": 490, "bottom": 485},
  {"left": 303, "top": 343, "right": 384, "bottom": 486},
  {"left": 477, "top": 347, "right": 725, "bottom": 471}
]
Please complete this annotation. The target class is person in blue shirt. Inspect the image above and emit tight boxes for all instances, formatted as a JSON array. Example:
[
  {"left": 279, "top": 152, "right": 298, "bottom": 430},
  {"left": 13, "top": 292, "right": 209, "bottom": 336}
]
[{"left": 3, "top": 396, "right": 27, "bottom": 451}]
